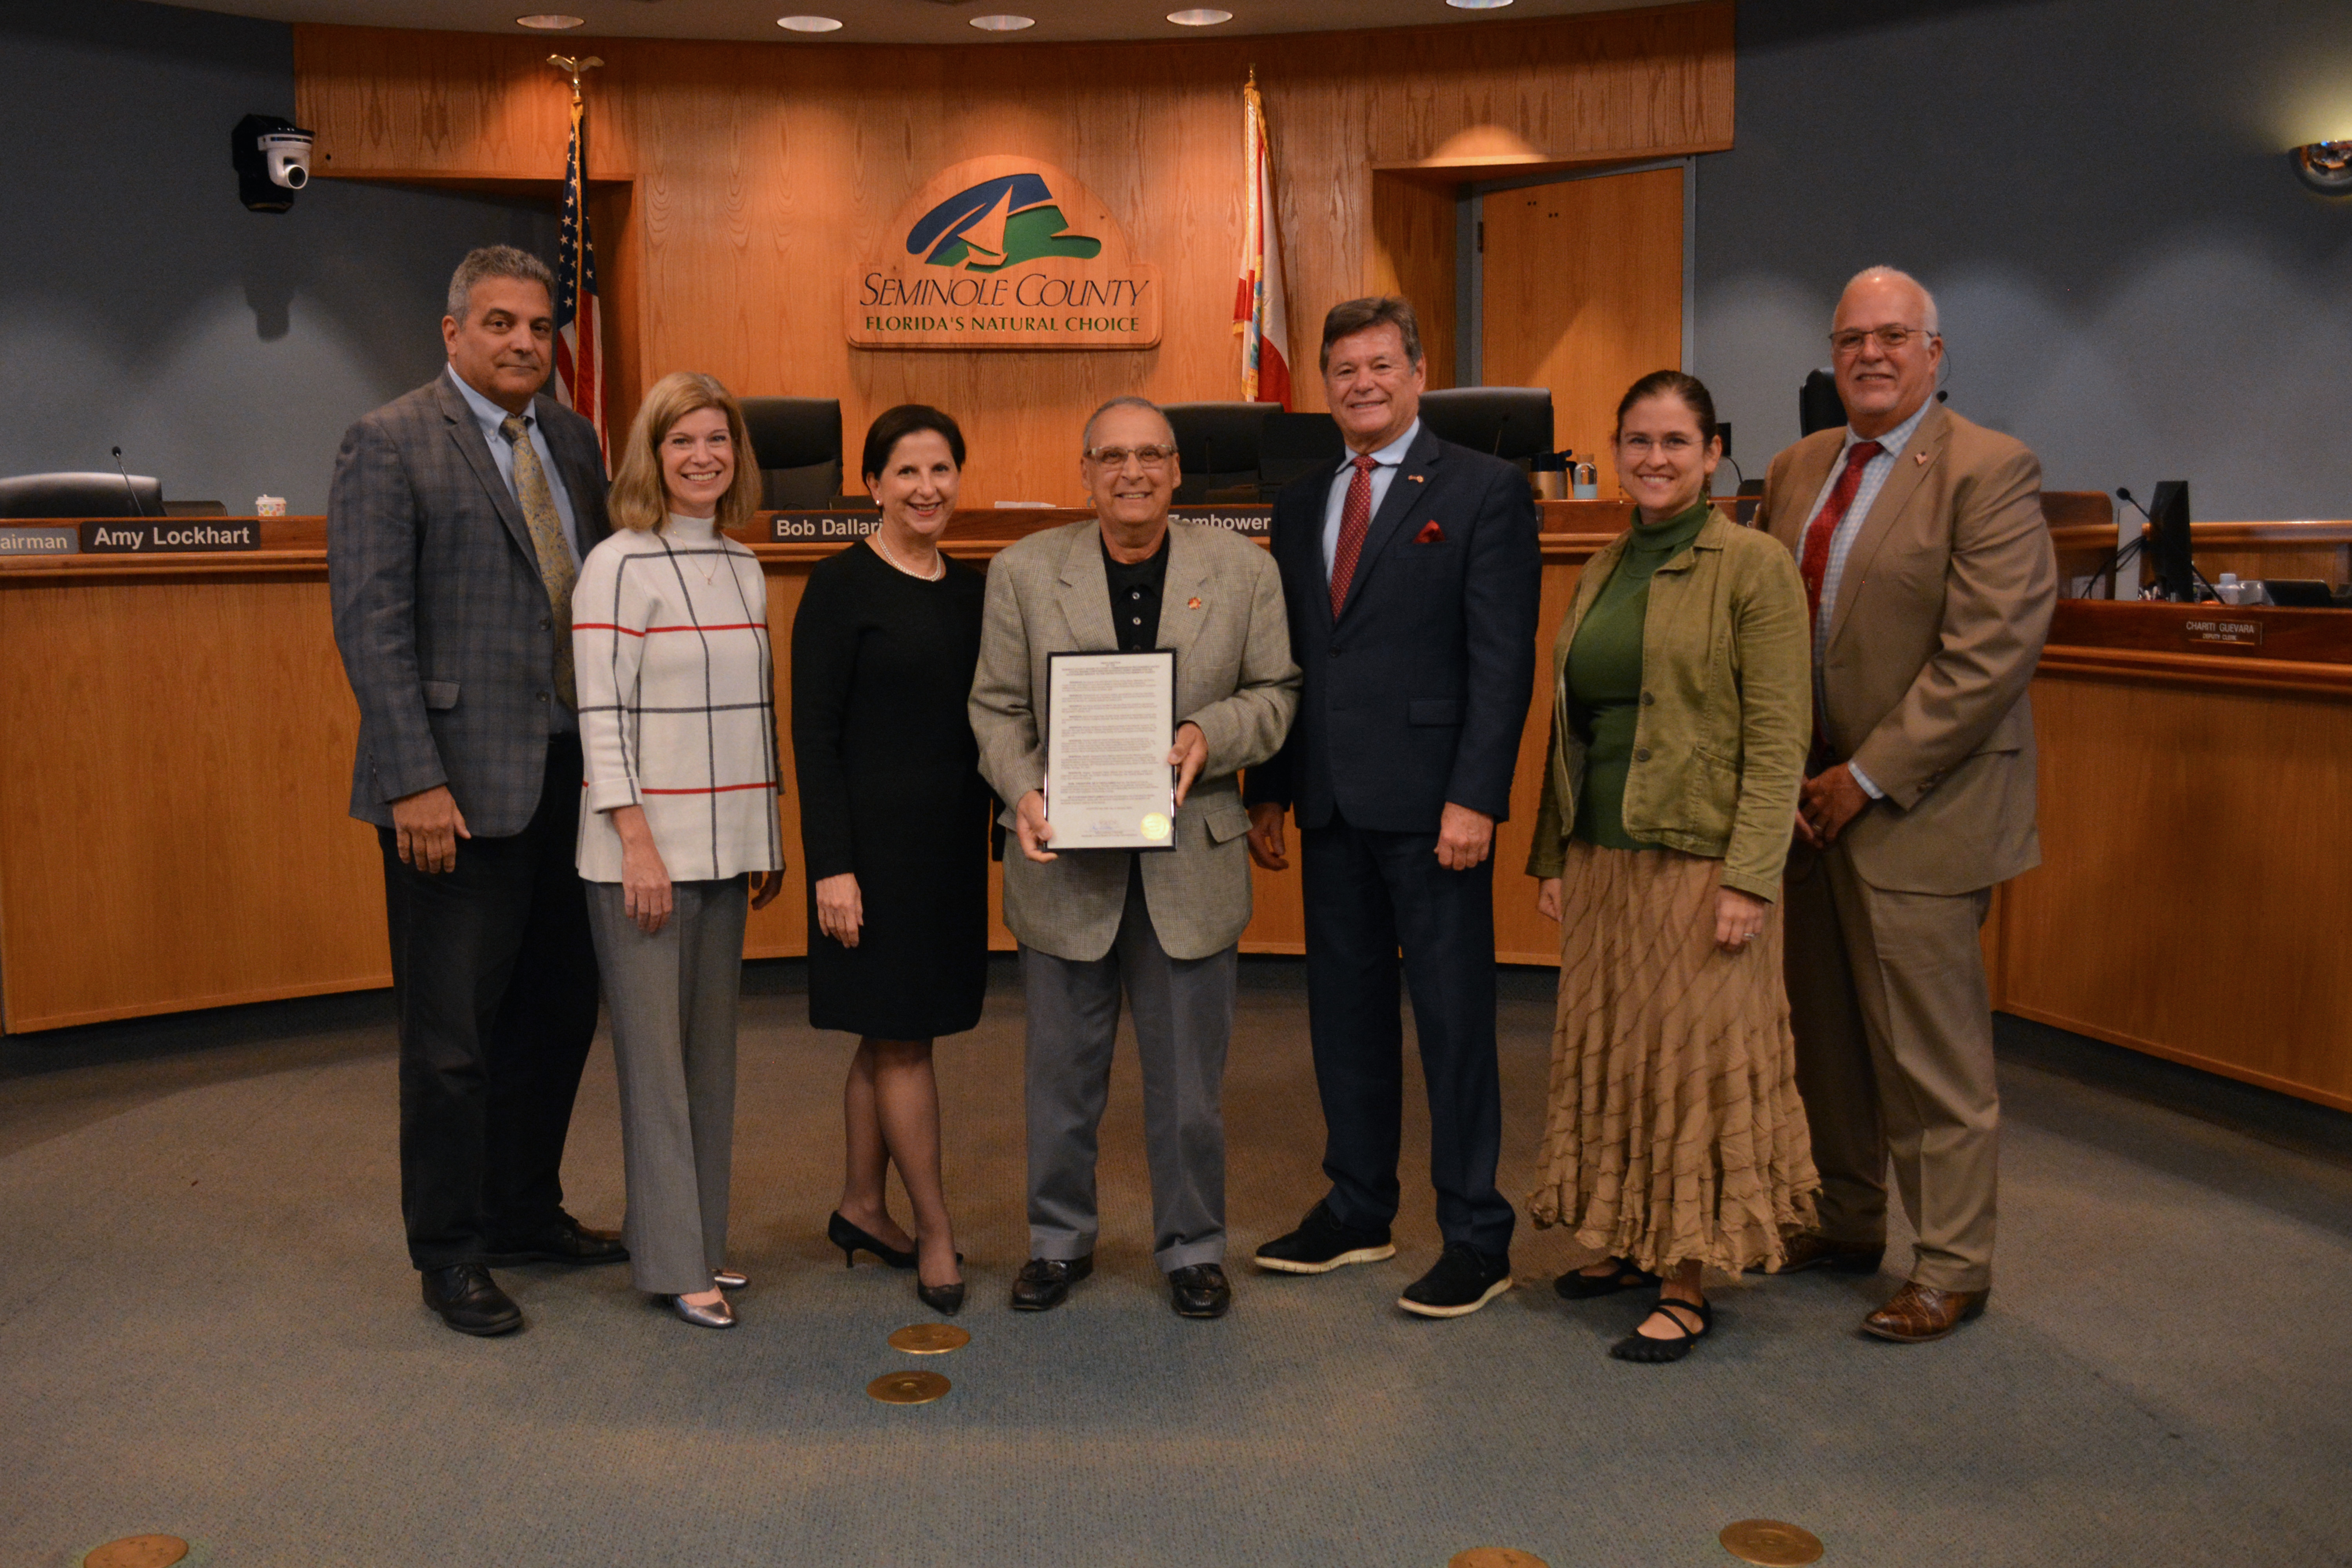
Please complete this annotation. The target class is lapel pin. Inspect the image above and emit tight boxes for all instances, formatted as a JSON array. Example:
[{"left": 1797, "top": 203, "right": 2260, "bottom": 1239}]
[
  {"left": 1915, "top": 452, "right": 1928, "bottom": 465},
  {"left": 1187, "top": 597, "right": 1202, "bottom": 610},
  {"left": 1407, "top": 474, "right": 1426, "bottom": 483}
]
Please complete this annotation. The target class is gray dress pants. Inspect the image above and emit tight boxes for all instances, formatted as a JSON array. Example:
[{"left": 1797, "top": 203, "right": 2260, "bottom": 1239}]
[
  {"left": 1021, "top": 862, "right": 1237, "bottom": 1273},
  {"left": 587, "top": 876, "right": 748, "bottom": 1296}
]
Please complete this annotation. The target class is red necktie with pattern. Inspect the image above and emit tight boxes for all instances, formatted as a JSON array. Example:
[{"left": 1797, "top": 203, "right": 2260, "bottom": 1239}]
[
  {"left": 1798, "top": 439, "right": 1883, "bottom": 632},
  {"left": 1328, "top": 453, "right": 1379, "bottom": 617}
]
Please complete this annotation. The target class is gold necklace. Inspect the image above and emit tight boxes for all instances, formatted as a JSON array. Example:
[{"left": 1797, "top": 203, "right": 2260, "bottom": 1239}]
[{"left": 874, "top": 528, "right": 944, "bottom": 581}]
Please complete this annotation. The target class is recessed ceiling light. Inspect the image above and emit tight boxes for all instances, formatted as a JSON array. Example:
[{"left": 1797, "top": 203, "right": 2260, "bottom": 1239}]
[
  {"left": 1167, "top": 7, "right": 1234, "bottom": 22},
  {"left": 969, "top": 14, "right": 1036, "bottom": 30},
  {"left": 515, "top": 13, "right": 584, "bottom": 27},
  {"left": 1445, "top": 0, "right": 1515, "bottom": 8},
  {"left": 777, "top": 14, "right": 843, "bottom": 30}
]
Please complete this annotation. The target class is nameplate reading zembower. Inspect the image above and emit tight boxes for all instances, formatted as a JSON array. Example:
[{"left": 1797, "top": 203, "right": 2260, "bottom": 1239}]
[
  {"left": 1168, "top": 506, "right": 1272, "bottom": 537},
  {"left": 849, "top": 156, "right": 1162, "bottom": 351},
  {"left": 2182, "top": 618, "right": 2263, "bottom": 649},
  {"left": 769, "top": 511, "right": 882, "bottom": 542},
  {"left": 78, "top": 521, "right": 261, "bottom": 554}
]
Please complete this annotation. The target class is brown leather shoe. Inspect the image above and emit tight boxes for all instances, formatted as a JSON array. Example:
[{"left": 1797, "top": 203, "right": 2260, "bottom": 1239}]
[
  {"left": 1757, "top": 1232, "right": 1884, "bottom": 1275},
  {"left": 1862, "top": 1280, "right": 1988, "bottom": 1343}
]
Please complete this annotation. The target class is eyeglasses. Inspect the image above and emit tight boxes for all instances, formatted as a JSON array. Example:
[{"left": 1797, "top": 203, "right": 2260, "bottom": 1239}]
[
  {"left": 1084, "top": 444, "right": 1176, "bottom": 470},
  {"left": 1617, "top": 432, "right": 1702, "bottom": 457},
  {"left": 1829, "top": 324, "right": 1938, "bottom": 356}
]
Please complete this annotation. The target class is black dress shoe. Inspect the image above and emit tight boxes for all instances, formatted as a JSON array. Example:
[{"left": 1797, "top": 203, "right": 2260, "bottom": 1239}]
[
  {"left": 421, "top": 1264, "right": 523, "bottom": 1336},
  {"left": 1253, "top": 1200, "right": 1396, "bottom": 1274},
  {"left": 483, "top": 1213, "right": 628, "bottom": 1267},
  {"left": 1397, "top": 1241, "right": 1513, "bottom": 1319},
  {"left": 1169, "top": 1263, "right": 1232, "bottom": 1319},
  {"left": 1009, "top": 1254, "right": 1093, "bottom": 1312}
]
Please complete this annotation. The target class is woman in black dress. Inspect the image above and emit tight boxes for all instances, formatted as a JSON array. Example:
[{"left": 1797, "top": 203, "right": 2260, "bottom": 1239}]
[{"left": 790, "top": 405, "right": 987, "bottom": 1314}]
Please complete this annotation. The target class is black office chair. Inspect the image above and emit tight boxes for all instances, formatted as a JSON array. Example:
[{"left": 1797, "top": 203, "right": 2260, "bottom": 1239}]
[
  {"left": 1161, "top": 401, "right": 1274, "bottom": 505},
  {"left": 1256, "top": 411, "right": 1344, "bottom": 496},
  {"left": 0, "top": 471, "right": 163, "bottom": 518},
  {"left": 1417, "top": 386, "right": 1554, "bottom": 466},
  {"left": 738, "top": 397, "right": 844, "bottom": 509},
  {"left": 1798, "top": 370, "right": 1846, "bottom": 436}
]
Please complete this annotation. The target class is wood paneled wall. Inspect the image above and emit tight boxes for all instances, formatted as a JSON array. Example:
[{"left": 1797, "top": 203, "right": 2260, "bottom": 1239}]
[{"left": 294, "top": 5, "right": 1733, "bottom": 505}]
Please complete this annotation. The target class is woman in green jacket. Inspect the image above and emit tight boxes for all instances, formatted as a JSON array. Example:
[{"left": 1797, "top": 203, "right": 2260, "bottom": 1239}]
[{"left": 1525, "top": 370, "right": 1818, "bottom": 1363}]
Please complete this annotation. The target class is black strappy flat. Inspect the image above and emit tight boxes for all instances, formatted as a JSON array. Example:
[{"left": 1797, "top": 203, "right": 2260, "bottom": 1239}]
[
  {"left": 1608, "top": 1296, "right": 1713, "bottom": 1363},
  {"left": 1554, "top": 1258, "right": 1662, "bottom": 1300}
]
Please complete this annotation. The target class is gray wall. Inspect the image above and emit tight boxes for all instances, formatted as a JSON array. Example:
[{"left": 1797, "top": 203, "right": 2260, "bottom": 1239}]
[
  {"left": 1695, "top": 0, "right": 2352, "bottom": 520},
  {"left": 0, "top": 1, "right": 556, "bottom": 515}
]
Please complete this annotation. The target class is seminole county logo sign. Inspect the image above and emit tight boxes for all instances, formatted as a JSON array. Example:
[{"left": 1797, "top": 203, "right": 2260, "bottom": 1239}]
[{"left": 847, "top": 156, "right": 1162, "bottom": 350}]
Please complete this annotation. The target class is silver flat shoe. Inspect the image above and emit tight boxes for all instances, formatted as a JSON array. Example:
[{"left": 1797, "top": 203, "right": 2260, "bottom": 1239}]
[
  {"left": 671, "top": 1294, "right": 736, "bottom": 1328},
  {"left": 713, "top": 1269, "right": 748, "bottom": 1291}
]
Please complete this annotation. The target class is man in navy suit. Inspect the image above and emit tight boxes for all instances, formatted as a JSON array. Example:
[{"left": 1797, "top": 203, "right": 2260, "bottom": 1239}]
[{"left": 1245, "top": 296, "right": 1539, "bottom": 1318}]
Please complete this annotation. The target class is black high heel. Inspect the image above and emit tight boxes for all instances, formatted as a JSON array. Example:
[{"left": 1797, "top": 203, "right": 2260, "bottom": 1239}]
[
  {"left": 917, "top": 1278, "right": 966, "bottom": 1315},
  {"left": 829, "top": 1211, "right": 916, "bottom": 1270}
]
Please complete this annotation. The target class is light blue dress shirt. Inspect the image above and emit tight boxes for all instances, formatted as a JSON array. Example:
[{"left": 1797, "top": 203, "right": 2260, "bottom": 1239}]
[
  {"left": 1801, "top": 397, "right": 1934, "bottom": 797},
  {"left": 446, "top": 365, "right": 584, "bottom": 730},
  {"left": 1321, "top": 417, "right": 1423, "bottom": 586}
]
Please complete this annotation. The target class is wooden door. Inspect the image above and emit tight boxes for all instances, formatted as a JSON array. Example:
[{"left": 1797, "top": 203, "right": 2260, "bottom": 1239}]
[{"left": 1480, "top": 167, "right": 1684, "bottom": 497}]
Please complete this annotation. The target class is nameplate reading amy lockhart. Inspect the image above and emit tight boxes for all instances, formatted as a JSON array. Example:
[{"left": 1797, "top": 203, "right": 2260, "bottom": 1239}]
[
  {"left": 1045, "top": 649, "right": 1178, "bottom": 852},
  {"left": 78, "top": 520, "right": 261, "bottom": 553},
  {"left": 770, "top": 511, "right": 882, "bottom": 542},
  {"left": 2183, "top": 617, "right": 2263, "bottom": 649}
]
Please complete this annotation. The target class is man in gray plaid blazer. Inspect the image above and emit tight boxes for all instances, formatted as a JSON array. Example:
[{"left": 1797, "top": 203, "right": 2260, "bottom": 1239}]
[
  {"left": 970, "top": 397, "right": 1299, "bottom": 1321},
  {"left": 328, "top": 245, "right": 622, "bottom": 1337}
]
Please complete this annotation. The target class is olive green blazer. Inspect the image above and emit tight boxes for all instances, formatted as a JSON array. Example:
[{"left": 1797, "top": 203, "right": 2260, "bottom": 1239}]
[{"left": 1525, "top": 509, "right": 1811, "bottom": 902}]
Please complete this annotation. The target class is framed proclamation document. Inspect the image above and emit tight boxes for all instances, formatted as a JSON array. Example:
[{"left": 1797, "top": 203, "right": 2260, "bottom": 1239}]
[{"left": 1045, "top": 649, "right": 1178, "bottom": 851}]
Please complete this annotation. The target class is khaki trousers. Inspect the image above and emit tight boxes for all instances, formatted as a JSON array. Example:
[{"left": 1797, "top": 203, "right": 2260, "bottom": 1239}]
[{"left": 1782, "top": 842, "right": 1998, "bottom": 1292}]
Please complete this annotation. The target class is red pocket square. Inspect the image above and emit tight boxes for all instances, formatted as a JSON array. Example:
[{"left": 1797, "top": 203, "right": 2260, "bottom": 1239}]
[{"left": 1414, "top": 520, "right": 1446, "bottom": 544}]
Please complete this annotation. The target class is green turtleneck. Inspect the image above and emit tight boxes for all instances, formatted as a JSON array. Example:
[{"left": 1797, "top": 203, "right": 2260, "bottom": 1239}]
[{"left": 1567, "top": 497, "right": 1713, "bottom": 851}]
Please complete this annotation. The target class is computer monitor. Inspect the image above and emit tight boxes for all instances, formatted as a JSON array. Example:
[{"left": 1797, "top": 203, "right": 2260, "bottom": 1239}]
[
  {"left": 739, "top": 397, "right": 845, "bottom": 509},
  {"left": 1418, "top": 386, "right": 1554, "bottom": 464},
  {"left": 0, "top": 471, "right": 163, "bottom": 518}
]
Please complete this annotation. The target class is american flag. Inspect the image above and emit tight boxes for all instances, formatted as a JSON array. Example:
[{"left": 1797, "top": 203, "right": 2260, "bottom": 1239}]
[
  {"left": 1233, "top": 72, "right": 1293, "bottom": 409},
  {"left": 554, "top": 94, "right": 607, "bottom": 461}
]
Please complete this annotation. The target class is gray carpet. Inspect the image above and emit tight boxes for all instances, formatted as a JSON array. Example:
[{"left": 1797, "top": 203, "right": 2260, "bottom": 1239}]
[{"left": 3, "top": 962, "right": 2348, "bottom": 1568}]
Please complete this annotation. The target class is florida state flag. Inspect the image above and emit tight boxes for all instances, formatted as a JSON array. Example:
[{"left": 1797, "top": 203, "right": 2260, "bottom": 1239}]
[{"left": 1233, "top": 73, "right": 1293, "bottom": 409}]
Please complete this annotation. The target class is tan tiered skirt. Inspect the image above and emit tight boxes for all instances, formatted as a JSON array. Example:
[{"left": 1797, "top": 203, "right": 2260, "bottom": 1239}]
[{"left": 1525, "top": 840, "right": 1819, "bottom": 1276}]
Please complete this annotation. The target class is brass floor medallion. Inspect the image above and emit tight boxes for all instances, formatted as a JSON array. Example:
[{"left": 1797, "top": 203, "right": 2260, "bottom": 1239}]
[
  {"left": 83, "top": 1537, "right": 189, "bottom": 1568},
  {"left": 867, "top": 1369, "right": 951, "bottom": 1405},
  {"left": 888, "top": 1323, "right": 971, "bottom": 1354},
  {"left": 1448, "top": 1550, "right": 1548, "bottom": 1568},
  {"left": 1719, "top": 1519, "right": 1824, "bottom": 1566}
]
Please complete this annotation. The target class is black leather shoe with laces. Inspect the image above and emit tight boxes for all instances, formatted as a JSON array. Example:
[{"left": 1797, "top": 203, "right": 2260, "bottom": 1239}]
[
  {"left": 482, "top": 1212, "right": 628, "bottom": 1267},
  {"left": 421, "top": 1263, "right": 523, "bottom": 1336}
]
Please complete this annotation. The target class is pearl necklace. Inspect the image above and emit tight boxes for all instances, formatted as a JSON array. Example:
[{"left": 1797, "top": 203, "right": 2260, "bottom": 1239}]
[{"left": 874, "top": 528, "right": 944, "bottom": 582}]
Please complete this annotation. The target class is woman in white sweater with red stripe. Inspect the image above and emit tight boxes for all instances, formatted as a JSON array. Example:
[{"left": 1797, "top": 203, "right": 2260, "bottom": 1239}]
[{"left": 574, "top": 371, "right": 785, "bottom": 1328}]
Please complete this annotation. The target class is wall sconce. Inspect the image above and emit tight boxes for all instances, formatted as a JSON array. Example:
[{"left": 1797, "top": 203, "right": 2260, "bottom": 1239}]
[{"left": 2291, "top": 140, "right": 2352, "bottom": 195}]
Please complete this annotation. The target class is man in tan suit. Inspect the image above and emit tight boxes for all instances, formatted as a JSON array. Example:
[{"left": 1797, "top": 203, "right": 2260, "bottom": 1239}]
[
  {"left": 970, "top": 396, "right": 1299, "bottom": 1320},
  {"left": 1755, "top": 266, "right": 2056, "bottom": 1343}
]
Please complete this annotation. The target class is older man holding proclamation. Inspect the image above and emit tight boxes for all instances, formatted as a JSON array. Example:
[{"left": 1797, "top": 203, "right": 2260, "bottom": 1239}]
[
  {"left": 1755, "top": 266, "right": 2055, "bottom": 1343},
  {"left": 970, "top": 396, "right": 1299, "bottom": 1320}
]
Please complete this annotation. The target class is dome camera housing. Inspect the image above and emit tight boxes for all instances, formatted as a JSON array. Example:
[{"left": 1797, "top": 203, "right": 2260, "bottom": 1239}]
[
  {"left": 2292, "top": 140, "right": 2352, "bottom": 196},
  {"left": 232, "top": 113, "right": 316, "bottom": 212}
]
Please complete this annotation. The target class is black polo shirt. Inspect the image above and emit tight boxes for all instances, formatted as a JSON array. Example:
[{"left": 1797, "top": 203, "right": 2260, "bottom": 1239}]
[{"left": 1102, "top": 531, "right": 1171, "bottom": 652}]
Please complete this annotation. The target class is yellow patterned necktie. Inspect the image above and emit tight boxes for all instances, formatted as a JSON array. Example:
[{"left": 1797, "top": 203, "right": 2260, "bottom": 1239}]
[{"left": 501, "top": 412, "right": 578, "bottom": 710}]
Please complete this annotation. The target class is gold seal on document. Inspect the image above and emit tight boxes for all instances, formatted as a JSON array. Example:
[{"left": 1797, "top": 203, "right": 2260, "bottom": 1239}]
[
  {"left": 83, "top": 1539, "right": 189, "bottom": 1568},
  {"left": 1447, "top": 1551, "right": 1546, "bottom": 1568},
  {"left": 867, "top": 1370, "right": 951, "bottom": 1405},
  {"left": 888, "top": 1323, "right": 971, "bottom": 1354},
  {"left": 1141, "top": 812, "right": 1172, "bottom": 840},
  {"left": 1718, "top": 1520, "right": 1824, "bottom": 1566}
]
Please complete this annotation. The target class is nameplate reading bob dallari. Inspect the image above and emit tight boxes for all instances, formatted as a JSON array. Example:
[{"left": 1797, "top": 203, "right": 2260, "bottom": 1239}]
[{"left": 1045, "top": 650, "right": 1177, "bottom": 851}]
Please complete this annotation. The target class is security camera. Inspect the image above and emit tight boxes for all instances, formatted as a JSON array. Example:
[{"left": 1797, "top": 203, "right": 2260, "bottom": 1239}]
[{"left": 232, "top": 113, "right": 317, "bottom": 213}]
